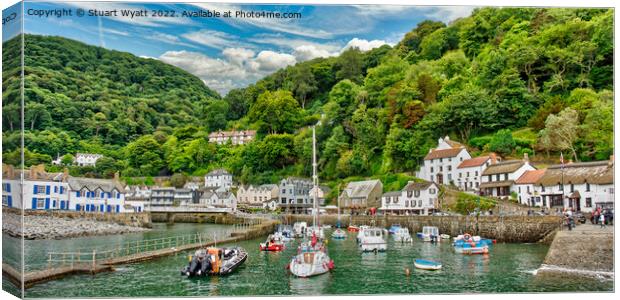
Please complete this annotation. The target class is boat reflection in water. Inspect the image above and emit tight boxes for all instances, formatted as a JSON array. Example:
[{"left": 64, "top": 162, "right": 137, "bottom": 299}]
[{"left": 289, "top": 271, "right": 331, "bottom": 295}]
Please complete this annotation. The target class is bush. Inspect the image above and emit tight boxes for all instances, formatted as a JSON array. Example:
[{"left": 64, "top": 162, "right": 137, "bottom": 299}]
[
  {"left": 469, "top": 136, "right": 492, "bottom": 150},
  {"left": 452, "top": 192, "right": 496, "bottom": 215}
]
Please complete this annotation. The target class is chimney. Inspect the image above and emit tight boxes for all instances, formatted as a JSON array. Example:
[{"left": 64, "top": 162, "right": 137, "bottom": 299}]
[
  {"left": 113, "top": 172, "right": 119, "bottom": 181},
  {"left": 29, "top": 165, "right": 38, "bottom": 180},
  {"left": 3, "top": 164, "right": 15, "bottom": 179},
  {"left": 609, "top": 155, "right": 614, "bottom": 167},
  {"left": 490, "top": 153, "right": 497, "bottom": 164},
  {"left": 523, "top": 153, "right": 529, "bottom": 162},
  {"left": 63, "top": 168, "right": 69, "bottom": 181}
]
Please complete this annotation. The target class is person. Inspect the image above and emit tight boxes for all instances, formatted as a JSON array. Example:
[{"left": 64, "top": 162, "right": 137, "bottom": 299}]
[
  {"left": 600, "top": 213, "right": 605, "bottom": 228},
  {"left": 565, "top": 209, "right": 572, "bottom": 230}
]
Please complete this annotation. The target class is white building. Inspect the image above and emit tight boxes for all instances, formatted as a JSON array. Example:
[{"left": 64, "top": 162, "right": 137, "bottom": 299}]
[
  {"left": 456, "top": 155, "right": 496, "bottom": 193},
  {"left": 513, "top": 169, "right": 546, "bottom": 207},
  {"left": 379, "top": 181, "right": 440, "bottom": 215},
  {"left": 237, "top": 184, "right": 279, "bottom": 208},
  {"left": 208, "top": 130, "right": 256, "bottom": 145},
  {"left": 124, "top": 185, "right": 150, "bottom": 212},
  {"left": 479, "top": 154, "right": 536, "bottom": 199},
  {"left": 278, "top": 177, "right": 313, "bottom": 214},
  {"left": 198, "top": 190, "right": 237, "bottom": 211},
  {"left": 174, "top": 188, "right": 194, "bottom": 206},
  {"left": 150, "top": 187, "right": 175, "bottom": 207},
  {"left": 308, "top": 185, "right": 330, "bottom": 206},
  {"left": 416, "top": 136, "right": 471, "bottom": 185},
  {"left": 204, "top": 169, "right": 233, "bottom": 190},
  {"left": 68, "top": 177, "right": 126, "bottom": 213},
  {"left": 2, "top": 164, "right": 69, "bottom": 210},
  {"left": 533, "top": 159, "right": 614, "bottom": 213},
  {"left": 75, "top": 153, "right": 103, "bottom": 167}
]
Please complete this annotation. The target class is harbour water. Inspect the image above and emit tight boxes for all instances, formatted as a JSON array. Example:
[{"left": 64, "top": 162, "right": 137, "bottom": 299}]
[{"left": 8, "top": 225, "right": 612, "bottom": 297}]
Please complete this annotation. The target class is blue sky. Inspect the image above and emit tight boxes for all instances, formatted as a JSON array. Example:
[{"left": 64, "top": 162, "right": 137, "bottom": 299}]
[{"left": 5, "top": 1, "right": 474, "bottom": 95}]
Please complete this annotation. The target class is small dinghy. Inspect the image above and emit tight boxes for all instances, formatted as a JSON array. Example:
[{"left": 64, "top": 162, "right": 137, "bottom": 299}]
[
  {"left": 182, "top": 247, "right": 247, "bottom": 277},
  {"left": 332, "top": 228, "right": 346, "bottom": 240},
  {"left": 388, "top": 224, "right": 401, "bottom": 235},
  {"left": 453, "top": 233, "right": 493, "bottom": 255},
  {"left": 347, "top": 225, "right": 360, "bottom": 232},
  {"left": 414, "top": 259, "right": 442, "bottom": 270}
]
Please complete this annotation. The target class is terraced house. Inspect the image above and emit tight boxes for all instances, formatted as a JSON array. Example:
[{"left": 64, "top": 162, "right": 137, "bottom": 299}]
[
  {"left": 416, "top": 136, "right": 472, "bottom": 185},
  {"left": 380, "top": 181, "right": 440, "bottom": 215},
  {"left": 479, "top": 154, "right": 535, "bottom": 198}
]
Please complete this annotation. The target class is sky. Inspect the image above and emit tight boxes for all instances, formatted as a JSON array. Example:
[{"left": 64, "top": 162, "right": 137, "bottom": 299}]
[{"left": 3, "top": 1, "right": 474, "bottom": 96}]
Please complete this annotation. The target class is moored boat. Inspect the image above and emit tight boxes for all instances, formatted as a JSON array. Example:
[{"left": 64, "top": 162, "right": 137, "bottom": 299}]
[
  {"left": 182, "top": 247, "right": 247, "bottom": 277},
  {"left": 347, "top": 225, "right": 360, "bottom": 232},
  {"left": 440, "top": 234, "right": 451, "bottom": 240},
  {"left": 293, "top": 222, "right": 307, "bottom": 237},
  {"left": 414, "top": 259, "right": 442, "bottom": 270},
  {"left": 453, "top": 233, "right": 493, "bottom": 255},
  {"left": 393, "top": 227, "right": 413, "bottom": 243},
  {"left": 359, "top": 227, "right": 387, "bottom": 252},
  {"left": 332, "top": 228, "right": 346, "bottom": 239},
  {"left": 259, "top": 234, "right": 286, "bottom": 251},
  {"left": 388, "top": 224, "right": 402, "bottom": 234},
  {"left": 417, "top": 226, "right": 440, "bottom": 242}
]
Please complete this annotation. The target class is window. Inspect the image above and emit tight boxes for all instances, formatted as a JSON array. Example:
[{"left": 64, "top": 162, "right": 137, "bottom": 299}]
[
  {"left": 414, "top": 190, "right": 420, "bottom": 197},
  {"left": 429, "top": 188, "right": 435, "bottom": 195},
  {"left": 35, "top": 185, "right": 46, "bottom": 194},
  {"left": 407, "top": 191, "right": 413, "bottom": 197},
  {"left": 504, "top": 174, "right": 508, "bottom": 181},
  {"left": 418, "top": 200, "right": 422, "bottom": 207},
  {"left": 467, "top": 172, "right": 470, "bottom": 177},
  {"left": 448, "top": 166, "right": 452, "bottom": 171},
  {"left": 585, "top": 198, "right": 592, "bottom": 208},
  {"left": 430, "top": 175, "right": 434, "bottom": 182},
  {"left": 282, "top": 189, "right": 286, "bottom": 194},
  {"left": 610, "top": 188, "right": 614, "bottom": 194},
  {"left": 527, "top": 186, "right": 530, "bottom": 193},
  {"left": 541, "top": 185, "right": 545, "bottom": 192},
  {"left": 476, "top": 182, "right": 479, "bottom": 188},
  {"left": 488, "top": 175, "right": 492, "bottom": 182},
  {"left": 2, "top": 195, "right": 8, "bottom": 206},
  {"left": 405, "top": 200, "right": 409, "bottom": 207},
  {"left": 386, "top": 197, "right": 391, "bottom": 204},
  {"left": 518, "top": 187, "right": 521, "bottom": 193},
  {"left": 459, "top": 173, "right": 462, "bottom": 178},
  {"left": 586, "top": 183, "right": 590, "bottom": 192},
  {"left": 2, "top": 183, "right": 9, "bottom": 192},
  {"left": 36, "top": 198, "right": 45, "bottom": 209},
  {"left": 448, "top": 174, "right": 452, "bottom": 181},
  {"left": 439, "top": 166, "right": 443, "bottom": 172},
  {"left": 558, "top": 183, "right": 563, "bottom": 191},
  {"left": 460, "top": 157, "right": 463, "bottom": 161},
  {"left": 430, "top": 167, "right": 434, "bottom": 173},
  {"left": 475, "top": 171, "right": 479, "bottom": 176},
  {"left": 496, "top": 174, "right": 500, "bottom": 181},
  {"left": 440, "top": 158, "right": 443, "bottom": 163}
]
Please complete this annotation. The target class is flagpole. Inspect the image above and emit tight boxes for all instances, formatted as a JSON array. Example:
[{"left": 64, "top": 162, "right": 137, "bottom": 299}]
[{"left": 561, "top": 152, "right": 565, "bottom": 209}]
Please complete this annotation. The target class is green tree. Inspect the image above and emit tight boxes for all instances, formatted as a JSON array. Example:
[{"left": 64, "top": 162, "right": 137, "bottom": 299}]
[
  {"left": 488, "top": 129, "right": 516, "bottom": 157},
  {"left": 538, "top": 108, "right": 580, "bottom": 161},
  {"left": 249, "top": 90, "right": 301, "bottom": 134}
]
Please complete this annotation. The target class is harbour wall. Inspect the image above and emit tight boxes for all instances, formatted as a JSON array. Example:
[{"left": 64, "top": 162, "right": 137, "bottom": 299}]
[
  {"left": 149, "top": 212, "right": 247, "bottom": 224},
  {"left": 284, "top": 214, "right": 563, "bottom": 243},
  {"left": 536, "top": 224, "right": 613, "bottom": 279},
  {"left": 3, "top": 207, "right": 151, "bottom": 228}
]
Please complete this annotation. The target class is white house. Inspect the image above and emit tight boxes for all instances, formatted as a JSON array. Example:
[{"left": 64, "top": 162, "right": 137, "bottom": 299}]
[
  {"left": 513, "top": 169, "right": 546, "bottom": 207},
  {"left": 2, "top": 164, "right": 69, "bottom": 210},
  {"left": 278, "top": 177, "right": 313, "bottom": 214},
  {"left": 456, "top": 155, "right": 496, "bottom": 193},
  {"left": 479, "top": 154, "right": 535, "bottom": 198},
  {"left": 533, "top": 159, "right": 614, "bottom": 213},
  {"left": 75, "top": 153, "right": 103, "bottom": 167},
  {"left": 237, "top": 184, "right": 279, "bottom": 208},
  {"left": 416, "top": 136, "right": 471, "bottom": 185},
  {"left": 124, "top": 185, "right": 150, "bottom": 212},
  {"left": 198, "top": 190, "right": 237, "bottom": 211},
  {"left": 174, "top": 188, "right": 194, "bottom": 206},
  {"left": 68, "top": 176, "right": 126, "bottom": 213},
  {"left": 208, "top": 130, "right": 256, "bottom": 145},
  {"left": 308, "top": 185, "right": 330, "bottom": 206},
  {"left": 204, "top": 169, "right": 233, "bottom": 190},
  {"left": 149, "top": 187, "right": 175, "bottom": 207},
  {"left": 379, "top": 181, "right": 440, "bottom": 215}
]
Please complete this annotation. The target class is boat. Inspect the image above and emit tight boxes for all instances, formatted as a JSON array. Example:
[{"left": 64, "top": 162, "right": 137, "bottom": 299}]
[
  {"left": 321, "top": 224, "right": 332, "bottom": 230},
  {"left": 388, "top": 224, "right": 402, "bottom": 234},
  {"left": 182, "top": 247, "right": 247, "bottom": 277},
  {"left": 356, "top": 225, "right": 371, "bottom": 243},
  {"left": 293, "top": 222, "right": 307, "bottom": 237},
  {"left": 259, "top": 234, "right": 286, "bottom": 251},
  {"left": 274, "top": 228, "right": 294, "bottom": 242},
  {"left": 347, "top": 225, "right": 360, "bottom": 232},
  {"left": 440, "top": 234, "right": 451, "bottom": 240},
  {"left": 359, "top": 227, "right": 387, "bottom": 252},
  {"left": 393, "top": 227, "right": 413, "bottom": 243},
  {"left": 414, "top": 259, "right": 442, "bottom": 270},
  {"left": 417, "top": 226, "right": 440, "bottom": 242},
  {"left": 305, "top": 225, "right": 325, "bottom": 239},
  {"left": 332, "top": 228, "right": 346, "bottom": 239},
  {"left": 289, "top": 124, "right": 334, "bottom": 278},
  {"left": 453, "top": 233, "right": 493, "bottom": 255}
]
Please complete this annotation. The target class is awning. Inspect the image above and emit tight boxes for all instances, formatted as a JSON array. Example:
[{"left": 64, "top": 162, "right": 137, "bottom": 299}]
[{"left": 479, "top": 180, "right": 514, "bottom": 189}]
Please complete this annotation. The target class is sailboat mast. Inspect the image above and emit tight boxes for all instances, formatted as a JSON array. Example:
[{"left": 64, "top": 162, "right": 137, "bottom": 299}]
[{"left": 312, "top": 125, "right": 319, "bottom": 228}]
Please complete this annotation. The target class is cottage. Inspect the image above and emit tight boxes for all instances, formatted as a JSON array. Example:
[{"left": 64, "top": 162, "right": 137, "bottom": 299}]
[
  {"left": 75, "top": 153, "right": 103, "bottom": 167},
  {"left": 416, "top": 136, "right": 472, "bottom": 185},
  {"left": 204, "top": 169, "right": 233, "bottom": 190},
  {"left": 2, "top": 164, "right": 69, "bottom": 210},
  {"left": 278, "top": 177, "right": 313, "bottom": 214},
  {"left": 379, "top": 181, "right": 439, "bottom": 215},
  {"left": 68, "top": 176, "right": 126, "bottom": 213},
  {"left": 339, "top": 179, "right": 383, "bottom": 214},
  {"left": 456, "top": 154, "right": 497, "bottom": 193},
  {"left": 308, "top": 185, "right": 331, "bottom": 206},
  {"left": 198, "top": 190, "right": 237, "bottom": 211},
  {"left": 124, "top": 185, "right": 150, "bottom": 212},
  {"left": 208, "top": 130, "right": 256, "bottom": 145},
  {"left": 237, "top": 184, "right": 279, "bottom": 209},
  {"left": 479, "top": 154, "right": 535, "bottom": 198},
  {"left": 513, "top": 169, "right": 546, "bottom": 207},
  {"left": 533, "top": 159, "right": 614, "bottom": 212}
]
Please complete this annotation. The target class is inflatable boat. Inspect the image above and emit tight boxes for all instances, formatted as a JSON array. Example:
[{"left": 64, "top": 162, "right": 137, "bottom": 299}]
[{"left": 182, "top": 247, "right": 247, "bottom": 277}]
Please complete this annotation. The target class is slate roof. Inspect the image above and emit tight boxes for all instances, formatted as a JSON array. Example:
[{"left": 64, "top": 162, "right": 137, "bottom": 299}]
[
  {"left": 515, "top": 169, "right": 546, "bottom": 184},
  {"left": 403, "top": 181, "right": 435, "bottom": 191},
  {"left": 342, "top": 180, "right": 382, "bottom": 199},
  {"left": 67, "top": 177, "right": 124, "bottom": 192},
  {"left": 457, "top": 156, "right": 490, "bottom": 169},
  {"left": 382, "top": 191, "right": 402, "bottom": 197},
  {"left": 424, "top": 147, "right": 466, "bottom": 160},
  {"left": 481, "top": 160, "right": 526, "bottom": 175},
  {"left": 479, "top": 180, "right": 514, "bottom": 189},
  {"left": 206, "top": 168, "right": 231, "bottom": 176},
  {"left": 537, "top": 161, "right": 613, "bottom": 186}
]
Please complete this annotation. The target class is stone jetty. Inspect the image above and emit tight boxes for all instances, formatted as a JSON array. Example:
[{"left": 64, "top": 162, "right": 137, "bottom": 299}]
[{"left": 2, "top": 211, "right": 149, "bottom": 240}]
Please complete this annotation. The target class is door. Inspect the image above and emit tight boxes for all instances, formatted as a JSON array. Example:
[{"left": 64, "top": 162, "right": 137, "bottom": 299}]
[{"left": 437, "top": 173, "right": 443, "bottom": 185}]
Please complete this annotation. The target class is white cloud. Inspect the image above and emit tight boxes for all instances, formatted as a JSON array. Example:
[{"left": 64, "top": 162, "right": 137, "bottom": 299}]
[
  {"left": 293, "top": 45, "right": 336, "bottom": 61},
  {"left": 421, "top": 7, "right": 475, "bottom": 23},
  {"left": 102, "top": 28, "right": 130, "bottom": 36},
  {"left": 222, "top": 48, "right": 255, "bottom": 66},
  {"left": 253, "top": 51, "right": 297, "bottom": 72},
  {"left": 342, "top": 38, "right": 389, "bottom": 52}
]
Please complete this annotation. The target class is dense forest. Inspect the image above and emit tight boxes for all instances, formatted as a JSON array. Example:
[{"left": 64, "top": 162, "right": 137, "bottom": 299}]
[{"left": 2, "top": 8, "right": 613, "bottom": 190}]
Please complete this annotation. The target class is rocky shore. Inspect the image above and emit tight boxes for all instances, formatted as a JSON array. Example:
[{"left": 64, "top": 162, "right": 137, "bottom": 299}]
[{"left": 2, "top": 212, "right": 149, "bottom": 240}]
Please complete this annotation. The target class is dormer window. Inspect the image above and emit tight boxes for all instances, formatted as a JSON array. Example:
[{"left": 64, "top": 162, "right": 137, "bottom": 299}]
[
  {"left": 558, "top": 183, "right": 563, "bottom": 191},
  {"left": 586, "top": 182, "right": 590, "bottom": 192}
]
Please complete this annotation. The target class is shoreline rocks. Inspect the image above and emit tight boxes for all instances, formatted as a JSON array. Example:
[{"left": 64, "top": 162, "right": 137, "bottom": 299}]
[{"left": 2, "top": 211, "right": 150, "bottom": 240}]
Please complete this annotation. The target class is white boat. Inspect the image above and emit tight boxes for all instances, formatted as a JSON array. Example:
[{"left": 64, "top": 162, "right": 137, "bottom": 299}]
[
  {"left": 414, "top": 259, "right": 442, "bottom": 270},
  {"left": 440, "top": 234, "right": 451, "bottom": 240},
  {"left": 321, "top": 224, "right": 332, "bottom": 230},
  {"left": 356, "top": 225, "right": 371, "bottom": 243},
  {"left": 289, "top": 124, "right": 334, "bottom": 278},
  {"left": 293, "top": 222, "right": 307, "bottom": 237},
  {"left": 332, "top": 228, "right": 346, "bottom": 239},
  {"left": 359, "top": 227, "right": 387, "bottom": 252},
  {"left": 393, "top": 227, "right": 413, "bottom": 243},
  {"left": 305, "top": 225, "right": 325, "bottom": 239},
  {"left": 417, "top": 226, "right": 440, "bottom": 242}
]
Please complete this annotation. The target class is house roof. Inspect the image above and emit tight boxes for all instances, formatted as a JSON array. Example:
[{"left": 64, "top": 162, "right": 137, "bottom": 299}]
[
  {"left": 515, "top": 169, "right": 546, "bottom": 184},
  {"left": 68, "top": 177, "right": 124, "bottom": 192},
  {"left": 208, "top": 130, "right": 256, "bottom": 138},
  {"left": 479, "top": 180, "right": 514, "bottom": 189},
  {"left": 537, "top": 161, "right": 613, "bottom": 186},
  {"left": 382, "top": 191, "right": 401, "bottom": 197},
  {"left": 445, "top": 139, "right": 464, "bottom": 148},
  {"left": 424, "top": 147, "right": 466, "bottom": 160},
  {"left": 342, "top": 180, "right": 382, "bottom": 199},
  {"left": 457, "top": 156, "right": 490, "bottom": 169},
  {"left": 482, "top": 160, "right": 526, "bottom": 175},
  {"left": 403, "top": 181, "right": 435, "bottom": 191},
  {"left": 206, "top": 168, "right": 230, "bottom": 176}
]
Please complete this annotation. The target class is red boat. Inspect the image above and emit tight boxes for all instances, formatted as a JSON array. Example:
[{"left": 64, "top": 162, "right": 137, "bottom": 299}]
[
  {"left": 347, "top": 225, "right": 360, "bottom": 232},
  {"left": 260, "top": 242, "right": 285, "bottom": 251}
]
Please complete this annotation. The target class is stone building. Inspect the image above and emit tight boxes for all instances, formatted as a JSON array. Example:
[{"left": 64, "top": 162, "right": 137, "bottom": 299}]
[
  {"left": 74, "top": 153, "right": 103, "bottom": 167},
  {"left": 237, "top": 184, "right": 279, "bottom": 209},
  {"left": 456, "top": 154, "right": 497, "bottom": 193},
  {"left": 208, "top": 130, "right": 256, "bottom": 145},
  {"left": 339, "top": 179, "right": 383, "bottom": 214}
]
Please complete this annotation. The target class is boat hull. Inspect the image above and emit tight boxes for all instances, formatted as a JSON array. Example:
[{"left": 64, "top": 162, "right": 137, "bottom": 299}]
[
  {"left": 182, "top": 247, "right": 247, "bottom": 277},
  {"left": 414, "top": 259, "right": 442, "bottom": 270},
  {"left": 259, "top": 243, "right": 285, "bottom": 251},
  {"left": 360, "top": 242, "right": 387, "bottom": 252}
]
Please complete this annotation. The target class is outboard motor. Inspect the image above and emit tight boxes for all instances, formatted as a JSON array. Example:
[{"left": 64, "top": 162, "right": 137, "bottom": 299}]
[
  {"left": 188, "top": 257, "right": 200, "bottom": 276},
  {"left": 200, "top": 256, "right": 211, "bottom": 276}
]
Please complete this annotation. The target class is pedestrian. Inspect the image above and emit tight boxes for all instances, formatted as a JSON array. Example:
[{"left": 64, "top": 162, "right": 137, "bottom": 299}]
[{"left": 599, "top": 214, "right": 605, "bottom": 228}]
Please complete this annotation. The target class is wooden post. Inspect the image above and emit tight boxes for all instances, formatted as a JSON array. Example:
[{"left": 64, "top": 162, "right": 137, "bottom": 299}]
[
  {"left": 48, "top": 253, "right": 52, "bottom": 269},
  {"left": 92, "top": 250, "right": 96, "bottom": 270}
]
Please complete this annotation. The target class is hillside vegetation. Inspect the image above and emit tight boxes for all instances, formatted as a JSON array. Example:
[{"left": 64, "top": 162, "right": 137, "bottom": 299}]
[{"left": 2, "top": 8, "right": 613, "bottom": 189}]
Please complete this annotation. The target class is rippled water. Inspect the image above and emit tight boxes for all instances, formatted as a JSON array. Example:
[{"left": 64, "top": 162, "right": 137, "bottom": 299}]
[{"left": 15, "top": 227, "right": 612, "bottom": 297}]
